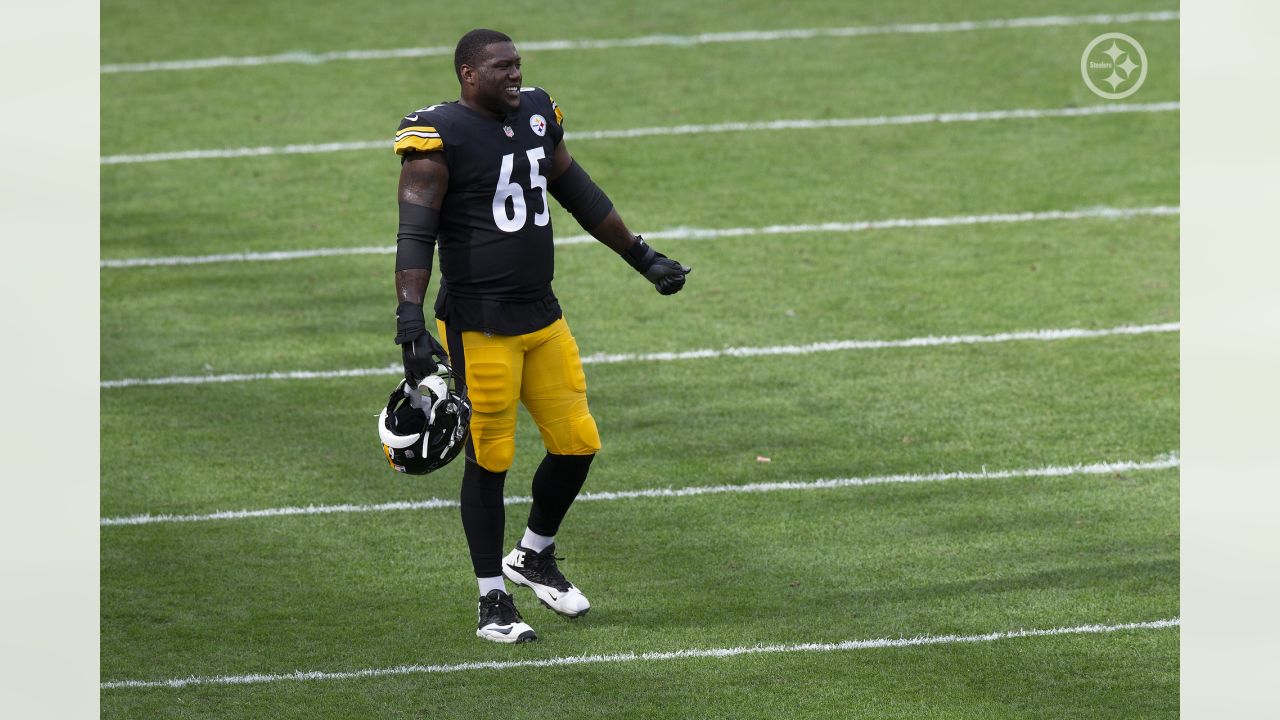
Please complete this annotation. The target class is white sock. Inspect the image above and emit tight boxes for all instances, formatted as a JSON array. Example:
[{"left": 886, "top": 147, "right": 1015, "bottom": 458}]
[
  {"left": 477, "top": 575, "right": 506, "bottom": 597},
  {"left": 521, "top": 528, "right": 555, "bottom": 553}
]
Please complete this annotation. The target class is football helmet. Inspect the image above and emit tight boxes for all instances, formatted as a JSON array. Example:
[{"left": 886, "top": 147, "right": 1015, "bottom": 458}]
[{"left": 378, "top": 364, "right": 471, "bottom": 475}]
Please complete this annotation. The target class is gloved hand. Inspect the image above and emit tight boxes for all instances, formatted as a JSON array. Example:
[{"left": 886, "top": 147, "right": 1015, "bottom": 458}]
[
  {"left": 401, "top": 332, "right": 446, "bottom": 386},
  {"left": 395, "top": 301, "right": 447, "bottom": 385},
  {"left": 623, "top": 236, "right": 691, "bottom": 295},
  {"left": 644, "top": 255, "right": 691, "bottom": 295}
]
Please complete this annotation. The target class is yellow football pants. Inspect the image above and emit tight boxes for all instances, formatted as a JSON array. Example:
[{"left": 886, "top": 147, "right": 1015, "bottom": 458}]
[{"left": 437, "top": 316, "right": 601, "bottom": 472}]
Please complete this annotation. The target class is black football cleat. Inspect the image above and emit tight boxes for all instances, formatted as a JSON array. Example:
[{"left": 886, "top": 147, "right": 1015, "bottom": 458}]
[
  {"left": 476, "top": 589, "right": 537, "bottom": 643},
  {"left": 502, "top": 544, "right": 591, "bottom": 619}
]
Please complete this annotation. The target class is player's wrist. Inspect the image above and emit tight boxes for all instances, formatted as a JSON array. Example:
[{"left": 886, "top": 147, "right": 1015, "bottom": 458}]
[
  {"left": 622, "top": 235, "right": 657, "bottom": 273},
  {"left": 394, "top": 301, "right": 428, "bottom": 345}
]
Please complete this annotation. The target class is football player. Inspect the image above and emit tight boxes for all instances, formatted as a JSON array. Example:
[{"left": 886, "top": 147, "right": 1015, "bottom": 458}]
[{"left": 392, "top": 28, "right": 691, "bottom": 643}]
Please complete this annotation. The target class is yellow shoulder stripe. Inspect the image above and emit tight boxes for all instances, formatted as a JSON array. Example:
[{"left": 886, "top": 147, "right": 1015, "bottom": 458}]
[
  {"left": 548, "top": 95, "right": 564, "bottom": 126},
  {"left": 395, "top": 125, "right": 439, "bottom": 140},
  {"left": 394, "top": 136, "right": 444, "bottom": 155},
  {"left": 394, "top": 125, "right": 443, "bottom": 155}
]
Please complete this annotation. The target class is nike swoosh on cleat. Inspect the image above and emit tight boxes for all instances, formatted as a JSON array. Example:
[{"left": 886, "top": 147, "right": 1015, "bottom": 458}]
[{"left": 489, "top": 626, "right": 513, "bottom": 635}]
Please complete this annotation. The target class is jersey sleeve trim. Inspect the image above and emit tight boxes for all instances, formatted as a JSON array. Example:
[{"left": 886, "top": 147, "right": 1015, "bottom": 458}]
[
  {"left": 394, "top": 126, "right": 443, "bottom": 155},
  {"left": 544, "top": 91, "right": 564, "bottom": 126},
  {"left": 524, "top": 87, "right": 565, "bottom": 127}
]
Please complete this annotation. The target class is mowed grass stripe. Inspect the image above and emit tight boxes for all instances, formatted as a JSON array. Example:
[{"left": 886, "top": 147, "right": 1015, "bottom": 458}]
[
  {"left": 101, "top": 464, "right": 1178, "bottom": 682},
  {"left": 101, "top": 629, "right": 1179, "bottom": 718},
  {"left": 100, "top": 333, "right": 1178, "bottom": 516},
  {"left": 100, "top": 106, "right": 1178, "bottom": 260},
  {"left": 100, "top": 452, "right": 1178, "bottom": 527},
  {"left": 101, "top": 618, "right": 1178, "bottom": 689},
  {"left": 100, "top": 211, "right": 1179, "bottom": 380},
  {"left": 99, "top": 101, "right": 1179, "bottom": 165},
  {"left": 100, "top": 205, "right": 1179, "bottom": 269},
  {"left": 101, "top": 13, "right": 1180, "bottom": 159},
  {"left": 99, "top": 321, "right": 1178, "bottom": 389},
  {"left": 101, "top": 10, "right": 1177, "bottom": 73}
]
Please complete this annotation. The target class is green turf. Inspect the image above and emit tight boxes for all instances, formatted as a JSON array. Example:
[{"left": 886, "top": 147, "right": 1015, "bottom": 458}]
[
  {"left": 100, "top": 20, "right": 1180, "bottom": 157},
  {"left": 101, "top": 470, "right": 1179, "bottom": 675},
  {"left": 101, "top": 1, "right": 1179, "bottom": 716},
  {"left": 100, "top": 0, "right": 1174, "bottom": 66},
  {"left": 101, "top": 109, "right": 1178, "bottom": 258},
  {"left": 101, "top": 470, "right": 1177, "bottom": 717},
  {"left": 101, "top": 631, "right": 1179, "bottom": 719},
  {"left": 101, "top": 333, "right": 1177, "bottom": 517},
  {"left": 101, "top": 215, "right": 1178, "bottom": 379}
]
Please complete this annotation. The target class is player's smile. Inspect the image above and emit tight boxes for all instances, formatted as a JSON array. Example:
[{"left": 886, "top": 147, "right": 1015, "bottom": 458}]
[{"left": 470, "top": 41, "right": 523, "bottom": 117}]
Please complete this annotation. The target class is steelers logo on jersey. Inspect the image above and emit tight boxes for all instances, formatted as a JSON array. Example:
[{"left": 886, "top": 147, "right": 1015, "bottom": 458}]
[{"left": 529, "top": 114, "right": 547, "bottom": 137}]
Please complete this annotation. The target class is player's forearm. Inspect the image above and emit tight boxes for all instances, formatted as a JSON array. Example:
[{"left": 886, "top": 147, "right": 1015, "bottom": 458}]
[
  {"left": 589, "top": 209, "right": 639, "bottom": 254},
  {"left": 394, "top": 198, "right": 440, "bottom": 304},
  {"left": 394, "top": 196, "right": 438, "bottom": 350},
  {"left": 394, "top": 266, "right": 431, "bottom": 346},
  {"left": 393, "top": 152, "right": 447, "bottom": 309},
  {"left": 396, "top": 269, "right": 431, "bottom": 305}
]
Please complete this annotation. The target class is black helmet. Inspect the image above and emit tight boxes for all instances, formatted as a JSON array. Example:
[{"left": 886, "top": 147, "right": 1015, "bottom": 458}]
[{"left": 378, "top": 366, "right": 471, "bottom": 475}]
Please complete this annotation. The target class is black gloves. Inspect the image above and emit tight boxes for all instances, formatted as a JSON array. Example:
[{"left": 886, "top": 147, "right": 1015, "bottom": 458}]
[
  {"left": 623, "top": 236, "right": 691, "bottom": 295},
  {"left": 644, "top": 256, "right": 691, "bottom": 295},
  {"left": 395, "top": 301, "right": 447, "bottom": 386},
  {"left": 402, "top": 333, "right": 446, "bottom": 386}
]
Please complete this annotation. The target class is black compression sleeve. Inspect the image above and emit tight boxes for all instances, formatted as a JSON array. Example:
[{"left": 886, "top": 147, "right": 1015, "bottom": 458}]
[
  {"left": 547, "top": 160, "right": 614, "bottom": 232},
  {"left": 395, "top": 202, "right": 440, "bottom": 272}
]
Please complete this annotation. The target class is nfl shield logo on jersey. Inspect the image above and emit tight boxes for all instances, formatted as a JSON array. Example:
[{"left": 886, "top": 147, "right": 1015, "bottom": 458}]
[
  {"left": 529, "top": 114, "right": 547, "bottom": 137},
  {"left": 503, "top": 125, "right": 515, "bottom": 138}
]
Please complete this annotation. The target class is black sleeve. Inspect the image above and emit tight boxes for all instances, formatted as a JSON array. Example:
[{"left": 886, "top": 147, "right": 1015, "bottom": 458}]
[
  {"left": 547, "top": 161, "right": 614, "bottom": 232},
  {"left": 395, "top": 202, "right": 440, "bottom": 272}
]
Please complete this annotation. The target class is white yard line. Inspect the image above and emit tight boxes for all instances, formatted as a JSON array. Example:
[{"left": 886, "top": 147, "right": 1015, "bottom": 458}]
[
  {"left": 98, "top": 322, "right": 1179, "bottom": 390},
  {"left": 100, "top": 204, "right": 1180, "bottom": 269},
  {"left": 100, "top": 617, "right": 1180, "bottom": 689},
  {"left": 101, "top": 364, "right": 403, "bottom": 389},
  {"left": 100, "top": 453, "right": 1179, "bottom": 527},
  {"left": 577, "top": 322, "right": 1181, "bottom": 363},
  {"left": 99, "top": 101, "right": 1179, "bottom": 165},
  {"left": 101, "top": 11, "right": 1179, "bottom": 74}
]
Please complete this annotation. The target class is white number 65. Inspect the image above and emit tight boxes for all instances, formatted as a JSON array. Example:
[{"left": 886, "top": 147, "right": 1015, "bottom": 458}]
[{"left": 491, "top": 147, "right": 549, "bottom": 232}]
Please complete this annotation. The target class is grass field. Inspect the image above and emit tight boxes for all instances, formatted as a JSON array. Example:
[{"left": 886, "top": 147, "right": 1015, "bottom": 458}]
[{"left": 100, "top": 1, "right": 1179, "bottom": 716}]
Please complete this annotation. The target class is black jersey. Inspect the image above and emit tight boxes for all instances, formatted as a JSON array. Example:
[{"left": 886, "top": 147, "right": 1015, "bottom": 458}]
[{"left": 394, "top": 88, "right": 567, "bottom": 335}]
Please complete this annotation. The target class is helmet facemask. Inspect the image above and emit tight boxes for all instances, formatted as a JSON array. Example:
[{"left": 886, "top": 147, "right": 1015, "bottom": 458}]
[{"left": 378, "top": 365, "right": 471, "bottom": 474}]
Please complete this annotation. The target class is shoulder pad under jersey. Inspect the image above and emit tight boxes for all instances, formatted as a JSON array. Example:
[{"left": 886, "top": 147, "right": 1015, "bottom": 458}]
[
  {"left": 394, "top": 103, "right": 450, "bottom": 156},
  {"left": 522, "top": 87, "right": 564, "bottom": 128}
]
